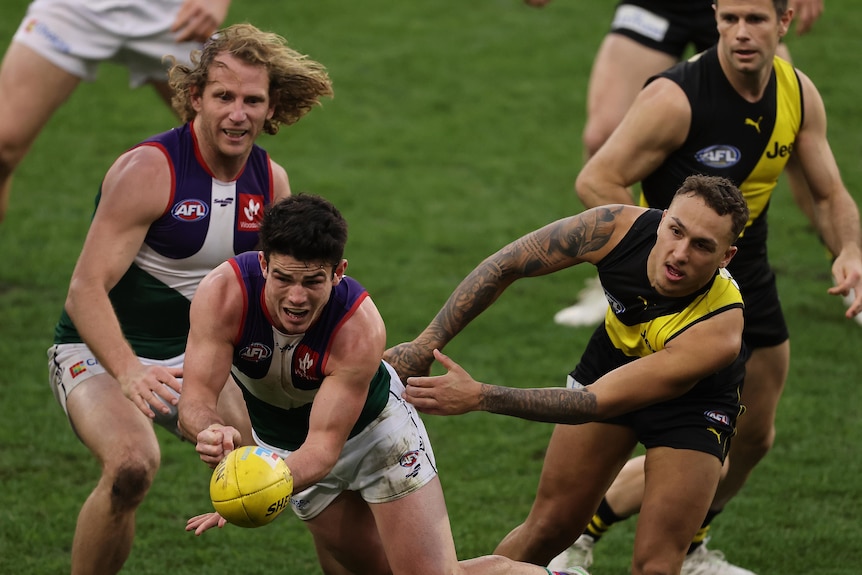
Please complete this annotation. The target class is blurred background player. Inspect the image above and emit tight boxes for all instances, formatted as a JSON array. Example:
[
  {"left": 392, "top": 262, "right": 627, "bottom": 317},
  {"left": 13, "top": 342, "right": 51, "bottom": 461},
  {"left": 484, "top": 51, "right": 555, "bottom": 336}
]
[
  {"left": 46, "top": 24, "right": 333, "bottom": 575},
  {"left": 0, "top": 0, "right": 232, "bottom": 223},
  {"left": 521, "top": 0, "right": 825, "bottom": 327},
  {"left": 547, "top": 0, "right": 862, "bottom": 573}
]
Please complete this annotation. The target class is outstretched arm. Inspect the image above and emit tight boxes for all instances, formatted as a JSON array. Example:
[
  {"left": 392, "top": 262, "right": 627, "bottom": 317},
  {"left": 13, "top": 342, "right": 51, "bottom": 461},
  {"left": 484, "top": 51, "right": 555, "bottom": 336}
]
[
  {"left": 385, "top": 205, "right": 638, "bottom": 379},
  {"left": 404, "top": 308, "right": 743, "bottom": 423}
]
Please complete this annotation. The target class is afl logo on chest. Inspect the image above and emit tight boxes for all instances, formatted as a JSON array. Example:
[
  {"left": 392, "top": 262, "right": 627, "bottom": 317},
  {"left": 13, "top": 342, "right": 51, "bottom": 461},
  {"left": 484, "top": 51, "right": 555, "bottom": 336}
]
[
  {"left": 171, "top": 199, "right": 209, "bottom": 221},
  {"left": 239, "top": 343, "right": 272, "bottom": 362},
  {"left": 694, "top": 145, "right": 740, "bottom": 168}
]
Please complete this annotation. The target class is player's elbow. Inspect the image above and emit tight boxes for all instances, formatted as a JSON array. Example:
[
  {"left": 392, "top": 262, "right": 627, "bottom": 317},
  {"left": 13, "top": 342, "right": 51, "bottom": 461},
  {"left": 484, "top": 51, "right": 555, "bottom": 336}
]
[{"left": 575, "top": 169, "right": 609, "bottom": 209}]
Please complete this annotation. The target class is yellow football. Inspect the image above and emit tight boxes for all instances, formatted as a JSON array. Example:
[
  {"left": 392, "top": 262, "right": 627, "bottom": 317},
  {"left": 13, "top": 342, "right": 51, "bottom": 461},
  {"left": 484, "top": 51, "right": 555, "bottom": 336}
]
[{"left": 209, "top": 446, "right": 293, "bottom": 528}]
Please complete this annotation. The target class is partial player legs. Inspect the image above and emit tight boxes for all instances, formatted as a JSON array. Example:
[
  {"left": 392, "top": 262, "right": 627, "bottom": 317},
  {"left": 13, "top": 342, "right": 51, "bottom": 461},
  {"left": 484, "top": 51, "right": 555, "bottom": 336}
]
[
  {"left": 305, "top": 491, "right": 390, "bottom": 575},
  {"left": 494, "top": 422, "right": 637, "bottom": 566},
  {"left": 65, "top": 374, "right": 162, "bottom": 575},
  {"left": 0, "top": 42, "right": 81, "bottom": 222},
  {"left": 582, "top": 34, "right": 677, "bottom": 159},
  {"left": 712, "top": 341, "right": 789, "bottom": 508},
  {"left": 631, "top": 447, "right": 722, "bottom": 575}
]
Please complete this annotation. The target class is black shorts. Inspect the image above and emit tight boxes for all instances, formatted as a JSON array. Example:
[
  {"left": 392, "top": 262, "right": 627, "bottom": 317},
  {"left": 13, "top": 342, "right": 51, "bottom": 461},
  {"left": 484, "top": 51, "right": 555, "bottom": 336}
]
[
  {"left": 601, "top": 391, "right": 740, "bottom": 462},
  {"left": 570, "top": 348, "right": 746, "bottom": 463},
  {"left": 608, "top": 0, "right": 717, "bottom": 57},
  {"left": 729, "top": 256, "right": 790, "bottom": 349}
]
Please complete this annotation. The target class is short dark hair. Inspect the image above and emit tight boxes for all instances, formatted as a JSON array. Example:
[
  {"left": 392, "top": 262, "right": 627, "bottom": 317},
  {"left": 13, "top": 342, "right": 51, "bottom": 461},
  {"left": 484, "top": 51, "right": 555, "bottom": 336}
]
[
  {"left": 259, "top": 194, "right": 348, "bottom": 270},
  {"left": 674, "top": 174, "right": 749, "bottom": 240}
]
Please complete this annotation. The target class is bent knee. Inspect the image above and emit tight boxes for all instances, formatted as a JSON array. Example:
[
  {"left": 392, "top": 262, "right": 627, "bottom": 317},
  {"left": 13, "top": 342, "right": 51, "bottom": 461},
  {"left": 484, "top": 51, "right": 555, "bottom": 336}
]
[
  {"left": 632, "top": 556, "right": 681, "bottom": 575},
  {"left": 0, "top": 136, "right": 32, "bottom": 177},
  {"left": 524, "top": 513, "right": 583, "bottom": 551},
  {"left": 107, "top": 459, "right": 158, "bottom": 511},
  {"left": 734, "top": 424, "right": 776, "bottom": 462}
]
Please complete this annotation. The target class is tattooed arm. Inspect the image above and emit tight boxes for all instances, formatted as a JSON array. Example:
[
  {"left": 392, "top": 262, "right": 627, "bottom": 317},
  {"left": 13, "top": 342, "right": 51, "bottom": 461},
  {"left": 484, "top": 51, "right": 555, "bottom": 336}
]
[
  {"left": 405, "top": 305, "right": 743, "bottom": 423},
  {"left": 404, "top": 349, "right": 599, "bottom": 423},
  {"left": 384, "top": 205, "right": 641, "bottom": 379}
]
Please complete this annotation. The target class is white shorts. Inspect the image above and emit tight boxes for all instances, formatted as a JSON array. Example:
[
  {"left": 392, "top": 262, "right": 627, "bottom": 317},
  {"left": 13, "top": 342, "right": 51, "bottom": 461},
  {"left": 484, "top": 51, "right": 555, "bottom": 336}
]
[
  {"left": 47, "top": 342, "right": 184, "bottom": 438},
  {"left": 13, "top": 0, "right": 200, "bottom": 86},
  {"left": 254, "top": 365, "right": 439, "bottom": 521}
]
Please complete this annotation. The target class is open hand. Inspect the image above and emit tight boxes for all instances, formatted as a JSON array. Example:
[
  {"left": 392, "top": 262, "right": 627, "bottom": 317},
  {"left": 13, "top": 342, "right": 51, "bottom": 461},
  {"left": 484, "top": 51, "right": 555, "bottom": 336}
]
[
  {"left": 403, "top": 349, "right": 482, "bottom": 416},
  {"left": 186, "top": 511, "right": 227, "bottom": 535}
]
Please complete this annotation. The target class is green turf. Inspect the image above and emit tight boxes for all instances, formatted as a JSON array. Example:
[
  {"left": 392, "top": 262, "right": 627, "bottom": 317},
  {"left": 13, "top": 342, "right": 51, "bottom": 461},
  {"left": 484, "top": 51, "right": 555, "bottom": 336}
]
[{"left": 0, "top": 1, "right": 859, "bottom": 573}]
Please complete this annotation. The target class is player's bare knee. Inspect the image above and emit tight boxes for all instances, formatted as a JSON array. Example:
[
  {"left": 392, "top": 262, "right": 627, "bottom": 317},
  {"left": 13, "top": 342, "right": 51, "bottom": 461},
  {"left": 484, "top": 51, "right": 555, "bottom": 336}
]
[
  {"left": 631, "top": 555, "right": 678, "bottom": 575},
  {"left": 736, "top": 424, "right": 776, "bottom": 462},
  {"left": 0, "top": 137, "right": 30, "bottom": 180},
  {"left": 109, "top": 462, "right": 156, "bottom": 511},
  {"left": 528, "top": 512, "right": 579, "bottom": 550}
]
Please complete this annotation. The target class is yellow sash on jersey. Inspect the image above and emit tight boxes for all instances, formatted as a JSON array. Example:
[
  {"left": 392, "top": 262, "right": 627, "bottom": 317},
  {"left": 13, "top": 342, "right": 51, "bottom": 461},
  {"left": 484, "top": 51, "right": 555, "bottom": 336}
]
[
  {"left": 605, "top": 268, "right": 743, "bottom": 358},
  {"left": 739, "top": 56, "right": 803, "bottom": 230}
]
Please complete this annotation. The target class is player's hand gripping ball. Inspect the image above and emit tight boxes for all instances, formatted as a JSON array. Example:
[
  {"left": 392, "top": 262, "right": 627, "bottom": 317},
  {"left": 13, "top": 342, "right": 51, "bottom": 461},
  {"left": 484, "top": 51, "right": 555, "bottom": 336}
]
[{"left": 210, "top": 446, "right": 293, "bottom": 528}]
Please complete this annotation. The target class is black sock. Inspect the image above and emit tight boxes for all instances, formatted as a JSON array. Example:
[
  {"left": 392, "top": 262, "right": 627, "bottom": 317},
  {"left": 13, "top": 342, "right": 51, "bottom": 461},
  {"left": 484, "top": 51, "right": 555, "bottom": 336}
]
[
  {"left": 583, "top": 498, "right": 622, "bottom": 542},
  {"left": 688, "top": 509, "right": 722, "bottom": 554}
]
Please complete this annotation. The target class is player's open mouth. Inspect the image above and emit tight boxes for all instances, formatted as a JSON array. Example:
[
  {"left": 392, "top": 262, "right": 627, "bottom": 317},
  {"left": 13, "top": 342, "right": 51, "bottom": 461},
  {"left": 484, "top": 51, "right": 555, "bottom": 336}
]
[
  {"left": 666, "top": 265, "right": 684, "bottom": 279},
  {"left": 284, "top": 308, "right": 308, "bottom": 320},
  {"left": 224, "top": 129, "right": 247, "bottom": 137}
]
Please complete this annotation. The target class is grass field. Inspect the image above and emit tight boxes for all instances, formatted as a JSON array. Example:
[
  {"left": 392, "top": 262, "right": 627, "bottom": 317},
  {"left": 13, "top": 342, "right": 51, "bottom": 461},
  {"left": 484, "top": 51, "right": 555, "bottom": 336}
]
[{"left": 0, "top": 1, "right": 860, "bottom": 574}]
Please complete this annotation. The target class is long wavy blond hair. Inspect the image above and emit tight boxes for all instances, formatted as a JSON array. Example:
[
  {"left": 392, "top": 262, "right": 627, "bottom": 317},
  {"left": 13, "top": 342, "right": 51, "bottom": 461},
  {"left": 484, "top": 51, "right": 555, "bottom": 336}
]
[{"left": 168, "top": 23, "right": 333, "bottom": 135}]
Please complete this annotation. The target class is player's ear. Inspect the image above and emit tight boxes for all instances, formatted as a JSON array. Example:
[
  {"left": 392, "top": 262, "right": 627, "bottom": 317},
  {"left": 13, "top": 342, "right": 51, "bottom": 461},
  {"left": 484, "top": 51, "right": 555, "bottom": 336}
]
[
  {"left": 778, "top": 6, "right": 794, "bottom": 38},
  {"left": 190, "top": 85, "right": 204, "bottom": 113},
  {"left": 332, "top": 259, "right": 347, "bottom": 284},
  {"left": 720, "top": 245, "right": 738, "bottom": 268},
  {"left": 258, "top": 251, "right": 267, "bottom": 276}
]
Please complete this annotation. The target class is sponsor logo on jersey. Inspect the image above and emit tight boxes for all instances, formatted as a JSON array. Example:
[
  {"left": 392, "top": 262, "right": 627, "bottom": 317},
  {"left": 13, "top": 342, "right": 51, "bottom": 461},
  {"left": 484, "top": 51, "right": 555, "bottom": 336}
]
[
  {"left": 239, "top": 342, "right": 272, "bottom": 362},
  {"left": 171, "top": 199, "right": 209, "bottom": 221},
  {"left": 213, "top": 197, "right": 234, "bottom": 207},
  {"left": 694, "top": 145, "right": 741, "bottom": 168},
  {"left": 238, "top": 193, "right": 263, "bottom": 231},
  {"left": 704, "top": 410, "right": 730, "bottom": 426},
  {"left": 603, "top": 289, "right": 621, "bottom": 314},
  {"left": 744, "top": 116, "right": 763, "bottom": 133},
  {"left": 293, "top": 345, "right": 319, "bottom": 381},
  {"left": 69, "top": 361, "right": 87, "bottom": 378},
  {"left": 639, "top": 328, "right": 656, "bottom": 353},
  {"left": 765, "top": 140, "right": 794, "bottom": 159}
]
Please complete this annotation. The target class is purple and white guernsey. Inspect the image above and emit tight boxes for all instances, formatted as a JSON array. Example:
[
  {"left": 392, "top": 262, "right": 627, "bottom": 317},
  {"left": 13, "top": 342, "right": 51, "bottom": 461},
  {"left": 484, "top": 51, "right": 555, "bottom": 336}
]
[
  {"left": 227, "top": 251, "right": 391, "bottom": 451},
  {"left": 54, "top": 123, "right": 274, "bottom": 359}
]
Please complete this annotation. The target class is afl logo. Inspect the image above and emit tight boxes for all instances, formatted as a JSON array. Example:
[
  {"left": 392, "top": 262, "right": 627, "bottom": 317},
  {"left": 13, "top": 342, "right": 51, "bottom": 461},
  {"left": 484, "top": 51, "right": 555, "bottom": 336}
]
[
  {"left": 239, "top": 343, "right": 272, "bottom": 362},
  {"left": 704, "top": 410, "right": 730, "bottom": 426},
  {"left": 399, "top": 450, "right": 420, "bottom": 468},
  {"left": 694, "top": 145, "right": 741, "bottom": 168},
  {"left": 171, "top": 199, "right": 209, "bottom": 221}
]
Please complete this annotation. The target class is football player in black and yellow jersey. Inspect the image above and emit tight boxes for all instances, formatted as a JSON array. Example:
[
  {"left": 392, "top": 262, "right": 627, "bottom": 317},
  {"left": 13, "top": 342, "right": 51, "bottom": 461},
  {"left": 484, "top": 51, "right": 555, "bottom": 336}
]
[
  {"left": 386, "top": 175, "right": 751, "bottom": 575},
  {"left": 558, "top": 0, "right": 862, "bottom": 573}
]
